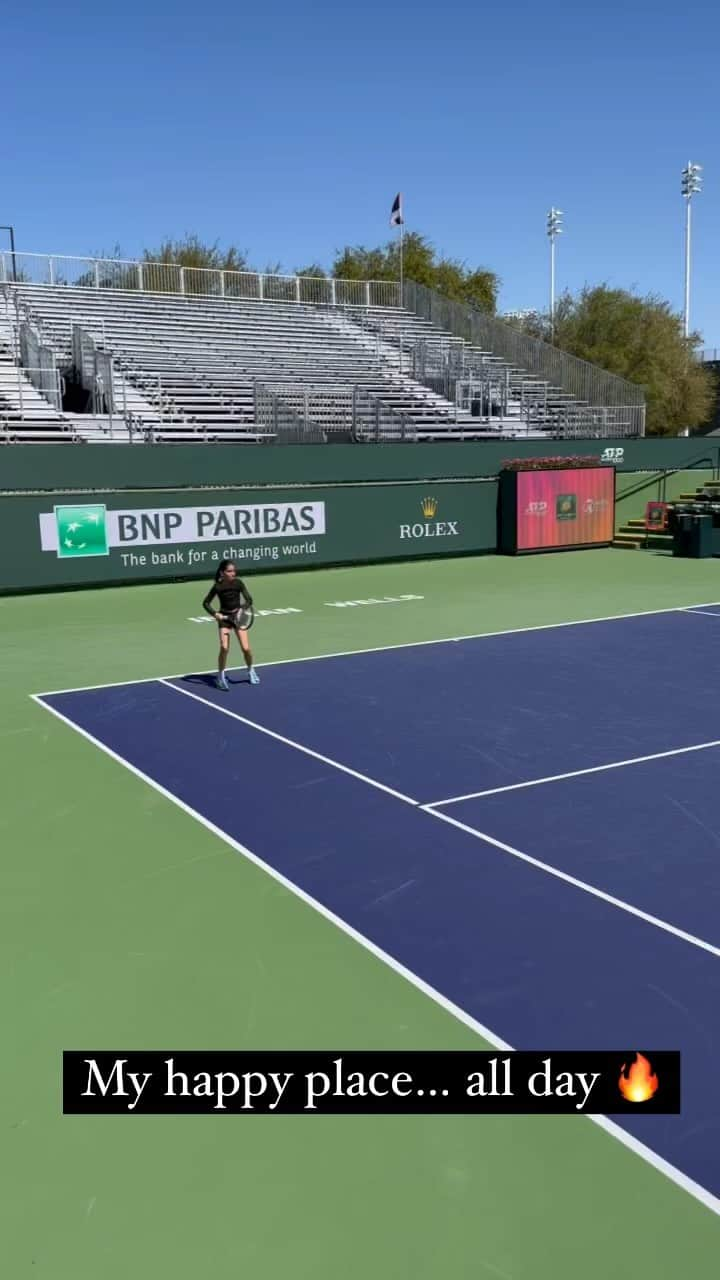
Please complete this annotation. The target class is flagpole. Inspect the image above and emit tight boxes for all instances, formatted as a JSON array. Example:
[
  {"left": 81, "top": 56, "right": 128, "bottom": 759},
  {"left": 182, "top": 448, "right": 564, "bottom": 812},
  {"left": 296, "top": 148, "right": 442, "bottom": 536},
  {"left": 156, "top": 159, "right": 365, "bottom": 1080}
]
[{"left": 390, "top": 193, "right": 404, "bottom": 307}]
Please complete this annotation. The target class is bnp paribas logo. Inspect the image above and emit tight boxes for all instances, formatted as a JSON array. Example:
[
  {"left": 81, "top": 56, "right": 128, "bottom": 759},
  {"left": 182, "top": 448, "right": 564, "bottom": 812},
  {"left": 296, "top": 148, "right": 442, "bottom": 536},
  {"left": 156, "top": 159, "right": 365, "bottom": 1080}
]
[{"left": 54, "top": 505, "right": 109, "bottom": 558}]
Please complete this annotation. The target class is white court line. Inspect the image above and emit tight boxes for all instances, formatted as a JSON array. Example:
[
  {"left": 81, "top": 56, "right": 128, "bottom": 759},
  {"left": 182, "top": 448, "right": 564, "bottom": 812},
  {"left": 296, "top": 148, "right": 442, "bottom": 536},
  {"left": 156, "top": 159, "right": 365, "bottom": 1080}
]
[
  {"left": 30, "top": 692, "right": 720, "bottom": 1218},
  {"left": 424, "top": 807, "right": 720, "bottom": 960},
  {"left": 424, "top": 738, "right": 720, "bottom": 808},
  {"left": 157, "top": 678, "right": 416, "bottom": 807},
  {"left": 32, "top": 597, "right": 720, "bottom": 698},
  {"left": 681, "top": 608, "right": 720, "bottom": 618},
  {"left": 153, "top": 681, "right": 720, "bottom": 961}
]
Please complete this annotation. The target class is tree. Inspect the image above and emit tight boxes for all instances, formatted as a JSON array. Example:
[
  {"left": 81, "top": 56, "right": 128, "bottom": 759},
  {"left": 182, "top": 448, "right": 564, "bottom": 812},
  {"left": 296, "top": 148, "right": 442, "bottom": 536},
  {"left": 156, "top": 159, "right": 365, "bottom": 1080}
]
[
  {"left": 294, "top": 263, "right": 327, "bottom": 278},
  {"left": 72, "top": 237, "right": 251, "bottom": 293},
  {"left": 507, "top": 286, "right": 714, "bottom": 436},
  {"left": 143, "top": 234, "right": 248, "bottom": 274},
  {"left": 332, "top": 232, "right": 498, "bottom": 313}
]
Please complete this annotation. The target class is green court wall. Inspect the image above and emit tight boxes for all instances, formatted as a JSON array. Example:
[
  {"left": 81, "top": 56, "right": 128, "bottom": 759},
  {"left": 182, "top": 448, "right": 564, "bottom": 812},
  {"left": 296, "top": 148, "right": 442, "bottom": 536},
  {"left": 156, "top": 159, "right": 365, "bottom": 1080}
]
[
  {"left": 1, "top": 437, "right": 719, "bottom": 493},
  {"left": 2, "top": 439, "right": 718, "bottom": 593},
  {"left": 0, "top": 479, "right": 497, "bottom": 593}
]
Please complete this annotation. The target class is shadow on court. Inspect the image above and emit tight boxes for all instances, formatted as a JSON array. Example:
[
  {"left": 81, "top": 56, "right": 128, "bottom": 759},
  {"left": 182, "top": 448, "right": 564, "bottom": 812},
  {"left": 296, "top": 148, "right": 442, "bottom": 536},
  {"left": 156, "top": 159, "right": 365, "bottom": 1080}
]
[{"left": 182, "top": 672, "right": 252, "bottom": 688}]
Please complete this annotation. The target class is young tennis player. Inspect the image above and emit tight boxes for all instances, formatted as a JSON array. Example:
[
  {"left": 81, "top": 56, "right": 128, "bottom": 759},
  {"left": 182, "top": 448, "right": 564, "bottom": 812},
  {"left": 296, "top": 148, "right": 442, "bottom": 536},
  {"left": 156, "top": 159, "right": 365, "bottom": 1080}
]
[{"left": 202, "top": 560, "right": 260, "bottom": 690}]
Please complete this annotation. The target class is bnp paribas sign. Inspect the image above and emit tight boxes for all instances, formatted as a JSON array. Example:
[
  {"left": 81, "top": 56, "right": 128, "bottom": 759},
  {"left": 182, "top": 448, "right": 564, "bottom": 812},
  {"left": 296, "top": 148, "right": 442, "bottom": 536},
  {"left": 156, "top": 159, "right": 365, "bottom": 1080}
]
[{"left": 39, "top": 501, "right": 326, "bottom": 559}]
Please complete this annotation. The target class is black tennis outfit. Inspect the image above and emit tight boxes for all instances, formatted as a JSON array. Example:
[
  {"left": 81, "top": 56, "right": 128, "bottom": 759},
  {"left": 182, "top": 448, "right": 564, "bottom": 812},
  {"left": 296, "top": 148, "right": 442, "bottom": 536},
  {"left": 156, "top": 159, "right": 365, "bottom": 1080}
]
[{"left": 203, "top": 576, "right": 253, "bottom": 628}]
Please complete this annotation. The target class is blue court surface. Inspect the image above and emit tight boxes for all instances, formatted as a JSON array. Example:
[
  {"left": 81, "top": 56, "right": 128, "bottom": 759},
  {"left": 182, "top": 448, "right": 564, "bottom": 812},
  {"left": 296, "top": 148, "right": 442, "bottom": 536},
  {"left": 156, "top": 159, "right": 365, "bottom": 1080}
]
[{"left": 36, "top": 607, "right": 720, "bottom": 1208}]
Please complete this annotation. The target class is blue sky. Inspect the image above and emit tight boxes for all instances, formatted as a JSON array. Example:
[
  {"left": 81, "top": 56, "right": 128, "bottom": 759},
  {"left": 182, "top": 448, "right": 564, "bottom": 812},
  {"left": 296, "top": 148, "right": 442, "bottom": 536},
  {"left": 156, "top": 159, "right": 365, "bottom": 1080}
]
[{"left": 4, "top": 0, "right": 718, "bottom": 342}]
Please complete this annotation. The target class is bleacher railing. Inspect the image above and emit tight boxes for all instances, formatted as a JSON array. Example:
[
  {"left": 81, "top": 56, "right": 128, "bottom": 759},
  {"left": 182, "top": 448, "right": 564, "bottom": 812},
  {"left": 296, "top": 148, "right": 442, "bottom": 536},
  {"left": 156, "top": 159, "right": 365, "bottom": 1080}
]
[
  {"left": 18, "top": 322, "right": 63, "bottom": 411},
  {"left": 254, "top": 381, "right": 418, "bottom": 443},
  {"left": 403, "top": 279, "right": 646, "bottom": 430},
  {"left": 0, "top": 252, "right": 401, "bottom": 309},
  {"left": 335, "top": 305, "right": 644, "bottom": 438}
]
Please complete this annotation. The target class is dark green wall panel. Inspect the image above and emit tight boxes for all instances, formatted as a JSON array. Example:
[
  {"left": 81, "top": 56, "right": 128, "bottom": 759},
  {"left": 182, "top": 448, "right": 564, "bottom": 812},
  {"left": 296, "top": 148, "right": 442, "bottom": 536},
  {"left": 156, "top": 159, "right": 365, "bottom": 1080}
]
[
  {"left": 0, "top": 480, "right": 497, "bottom": 593},
  {"left": 2, "top": 438, "right": 718, "bottom": 493}
]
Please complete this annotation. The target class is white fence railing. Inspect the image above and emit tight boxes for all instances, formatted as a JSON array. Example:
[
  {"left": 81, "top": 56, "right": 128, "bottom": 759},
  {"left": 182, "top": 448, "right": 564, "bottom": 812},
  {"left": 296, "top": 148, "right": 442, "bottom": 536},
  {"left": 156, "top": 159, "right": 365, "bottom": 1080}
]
[{"left": 0, "top": 252, "right": 401, "bottom": 309}]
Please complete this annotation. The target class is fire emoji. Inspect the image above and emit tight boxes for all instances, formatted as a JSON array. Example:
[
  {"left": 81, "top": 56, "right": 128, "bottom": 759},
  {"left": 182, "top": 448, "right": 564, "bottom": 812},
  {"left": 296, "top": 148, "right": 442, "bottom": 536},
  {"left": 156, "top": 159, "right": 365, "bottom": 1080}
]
[{"left": 618, "top": 1052, "right": 659, "bottom": 1103}]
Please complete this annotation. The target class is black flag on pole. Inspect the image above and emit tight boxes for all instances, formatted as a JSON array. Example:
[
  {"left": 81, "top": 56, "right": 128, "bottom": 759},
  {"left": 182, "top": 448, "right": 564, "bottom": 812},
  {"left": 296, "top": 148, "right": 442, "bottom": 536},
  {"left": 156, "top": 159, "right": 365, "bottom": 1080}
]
[{"left": 390, "top": 193, "right": 404, "bottom": 227}]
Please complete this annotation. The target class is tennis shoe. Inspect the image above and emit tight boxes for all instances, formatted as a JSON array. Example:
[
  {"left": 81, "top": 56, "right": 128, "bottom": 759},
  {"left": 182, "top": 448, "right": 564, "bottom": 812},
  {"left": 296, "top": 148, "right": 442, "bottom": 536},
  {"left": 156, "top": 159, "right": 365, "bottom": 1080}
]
[
  {"left": 216, "top": 673, "right": 229, "bottom": 691},
  {"left": 249, "top": 668, "right": 260, "bottom": 685}
]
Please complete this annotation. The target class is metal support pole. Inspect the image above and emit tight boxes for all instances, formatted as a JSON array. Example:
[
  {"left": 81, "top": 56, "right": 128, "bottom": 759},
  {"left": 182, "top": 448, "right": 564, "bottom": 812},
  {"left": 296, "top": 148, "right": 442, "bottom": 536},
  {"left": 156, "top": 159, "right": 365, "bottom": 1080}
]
[
  {"left": 550, "top": 236, "right": 555, "bottom": 342},
  {"left": 0, "top": 226, "right": 17, "bottom": 283},
  {"left": 684, "top": 194, "right": 692, "bottom": 338}
]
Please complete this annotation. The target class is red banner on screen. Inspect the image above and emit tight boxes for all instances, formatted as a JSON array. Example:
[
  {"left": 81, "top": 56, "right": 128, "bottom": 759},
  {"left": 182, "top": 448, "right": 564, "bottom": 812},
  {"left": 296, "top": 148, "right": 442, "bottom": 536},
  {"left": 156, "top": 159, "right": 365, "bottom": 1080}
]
[{"left": 516, "top": 467, "right": 615, "bottom": 551}]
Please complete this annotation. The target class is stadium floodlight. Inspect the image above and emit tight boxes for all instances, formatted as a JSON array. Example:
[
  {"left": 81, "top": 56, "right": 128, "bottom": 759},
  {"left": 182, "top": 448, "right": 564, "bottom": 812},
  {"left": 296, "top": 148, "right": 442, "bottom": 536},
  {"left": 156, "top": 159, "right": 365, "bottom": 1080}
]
[
  {"left": 0, "top": 225, "right": 17, "bottom": 283},
  {"left": 681, "top": 162, "right": 702, "bottom": 338},
  {"left": 546, "top": 208, "right": 563, "bottom": 342}
]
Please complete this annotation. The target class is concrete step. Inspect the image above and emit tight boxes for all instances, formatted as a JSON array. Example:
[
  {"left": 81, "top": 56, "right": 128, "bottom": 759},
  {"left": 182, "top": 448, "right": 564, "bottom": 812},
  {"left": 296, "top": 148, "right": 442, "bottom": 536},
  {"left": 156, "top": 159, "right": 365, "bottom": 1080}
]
[{"left": 614, "top": 528, "right": 674, "bottom": 545}]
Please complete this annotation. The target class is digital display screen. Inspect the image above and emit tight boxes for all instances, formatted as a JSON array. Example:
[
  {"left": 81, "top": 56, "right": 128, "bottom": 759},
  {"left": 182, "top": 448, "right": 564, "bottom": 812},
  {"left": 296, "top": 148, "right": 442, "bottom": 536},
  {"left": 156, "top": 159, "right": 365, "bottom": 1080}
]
[{"left": 515, "top": 467, "right": 615, "bottom": 551}]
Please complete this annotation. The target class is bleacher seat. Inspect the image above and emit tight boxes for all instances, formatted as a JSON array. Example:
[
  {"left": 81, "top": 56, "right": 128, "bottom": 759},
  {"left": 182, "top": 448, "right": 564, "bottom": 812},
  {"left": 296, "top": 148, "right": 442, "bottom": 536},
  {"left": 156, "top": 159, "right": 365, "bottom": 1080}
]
[{"left": 0, "top": 265, "right": 640, "bottom": 443}]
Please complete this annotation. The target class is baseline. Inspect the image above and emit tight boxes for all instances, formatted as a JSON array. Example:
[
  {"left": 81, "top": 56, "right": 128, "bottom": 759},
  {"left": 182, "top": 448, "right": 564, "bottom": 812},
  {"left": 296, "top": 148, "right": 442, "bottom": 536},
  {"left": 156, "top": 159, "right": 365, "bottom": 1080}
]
[{"left": 32, "top": 597, "right": 720, "bottom": 699}]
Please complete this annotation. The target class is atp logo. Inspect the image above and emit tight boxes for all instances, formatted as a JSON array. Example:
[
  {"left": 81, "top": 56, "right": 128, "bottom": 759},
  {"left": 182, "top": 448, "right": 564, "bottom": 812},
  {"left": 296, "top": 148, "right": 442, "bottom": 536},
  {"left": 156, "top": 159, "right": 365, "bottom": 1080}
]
[
  {"left": 601, "top": 447, "right": 624, "bottom": 464},
  {"left": 54, "top": 505, "right": 109, "bottom": 558},
  {"left": 524, "top": 501, "right": 548, "bottom": 516}
]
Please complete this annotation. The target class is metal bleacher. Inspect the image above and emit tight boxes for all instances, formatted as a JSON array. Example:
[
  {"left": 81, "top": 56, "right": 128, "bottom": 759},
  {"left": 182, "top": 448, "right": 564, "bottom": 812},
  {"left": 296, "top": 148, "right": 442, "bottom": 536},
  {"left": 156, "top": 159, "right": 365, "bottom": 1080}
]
[{"left": 0, "top": 251, "right": 646, "bottom": 445}]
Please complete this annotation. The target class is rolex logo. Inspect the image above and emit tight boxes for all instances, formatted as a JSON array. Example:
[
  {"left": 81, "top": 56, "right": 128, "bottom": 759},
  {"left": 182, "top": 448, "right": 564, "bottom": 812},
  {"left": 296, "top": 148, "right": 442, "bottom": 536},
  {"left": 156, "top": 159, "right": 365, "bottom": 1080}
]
[{"left": 400, "top": 496, "right": 459, "bottom": 542}]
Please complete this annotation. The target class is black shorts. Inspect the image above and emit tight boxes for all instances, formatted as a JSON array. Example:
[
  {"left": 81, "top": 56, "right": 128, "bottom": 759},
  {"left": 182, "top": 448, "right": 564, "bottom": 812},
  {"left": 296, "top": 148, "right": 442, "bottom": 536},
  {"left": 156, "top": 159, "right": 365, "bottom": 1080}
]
[{"left": 218, "top": 608, "right": 252, "bottom": 631}]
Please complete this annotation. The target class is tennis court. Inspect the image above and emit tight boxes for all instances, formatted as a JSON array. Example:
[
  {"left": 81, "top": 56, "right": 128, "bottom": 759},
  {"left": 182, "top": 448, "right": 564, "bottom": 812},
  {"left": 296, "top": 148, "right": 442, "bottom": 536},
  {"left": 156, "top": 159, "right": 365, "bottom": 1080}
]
[{"left": 4, "top": 549, "right": 720, "bottom": 1277}]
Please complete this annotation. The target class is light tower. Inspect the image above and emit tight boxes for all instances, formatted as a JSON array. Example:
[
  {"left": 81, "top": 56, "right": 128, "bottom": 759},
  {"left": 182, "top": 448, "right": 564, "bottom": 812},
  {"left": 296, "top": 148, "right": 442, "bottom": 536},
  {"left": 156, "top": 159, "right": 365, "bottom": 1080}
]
[
  {"left": 681, "top": 162, "right": 702, "bottom": 338},
  {"left": 546, "top": 207, "right": 563, "bottom": 342}
]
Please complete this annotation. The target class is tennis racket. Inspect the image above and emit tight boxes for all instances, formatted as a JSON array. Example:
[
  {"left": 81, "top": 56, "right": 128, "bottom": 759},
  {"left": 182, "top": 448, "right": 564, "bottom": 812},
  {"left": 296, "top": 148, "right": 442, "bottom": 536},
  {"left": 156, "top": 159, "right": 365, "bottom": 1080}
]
[{"left": 220, "top": 605, "right": 255, "bottom": 631}]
